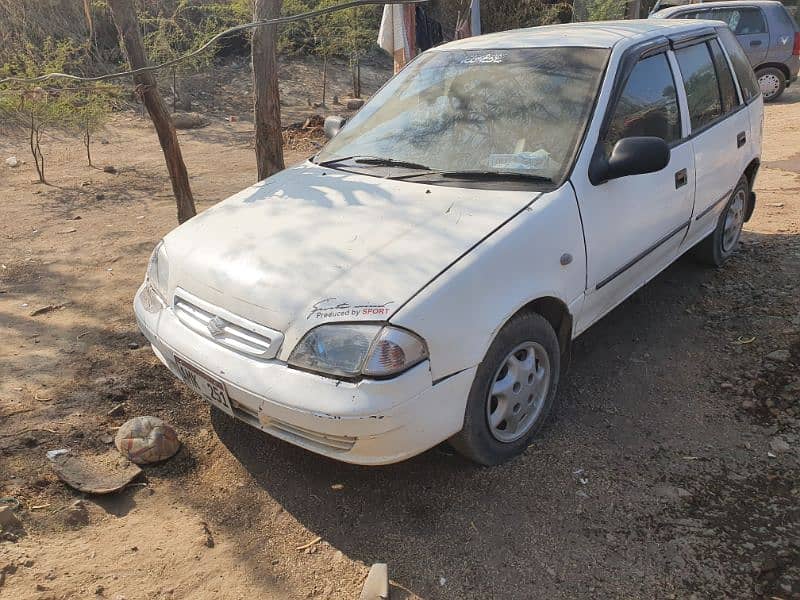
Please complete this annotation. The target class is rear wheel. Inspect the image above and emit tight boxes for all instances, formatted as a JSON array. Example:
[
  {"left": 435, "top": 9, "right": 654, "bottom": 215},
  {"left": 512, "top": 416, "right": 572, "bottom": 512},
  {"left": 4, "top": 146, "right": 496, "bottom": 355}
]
[
  {"left": 449, "top": 312, "right": 560, "bottom": 466},
  {"left": 756, "top": 67, "right": 786, "bottom": 102},
  {"left": 694, "top": 176, "right": 748, "bottom": 267}
]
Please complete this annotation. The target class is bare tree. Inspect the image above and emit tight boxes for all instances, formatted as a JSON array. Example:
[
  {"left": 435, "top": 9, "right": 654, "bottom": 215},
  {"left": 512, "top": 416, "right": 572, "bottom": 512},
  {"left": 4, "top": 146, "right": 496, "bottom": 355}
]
[
  {"left": 107, "top": 0, "right": 197, "bottom": 224},
  {"left": 253, "top": 0, "right": 285, "bottom": 181}
]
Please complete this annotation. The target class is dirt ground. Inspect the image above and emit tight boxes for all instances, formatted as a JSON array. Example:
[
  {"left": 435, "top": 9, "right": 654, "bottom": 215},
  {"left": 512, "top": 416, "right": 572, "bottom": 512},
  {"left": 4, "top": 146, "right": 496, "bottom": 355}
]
[{"left": 1, "top": 59, "right": 798, "bottom": 600}]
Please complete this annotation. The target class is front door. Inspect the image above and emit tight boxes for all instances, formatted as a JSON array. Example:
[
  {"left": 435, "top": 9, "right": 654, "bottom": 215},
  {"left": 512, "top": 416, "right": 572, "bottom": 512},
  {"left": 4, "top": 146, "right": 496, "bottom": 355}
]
[{"left": 572, "top": 51, "right": 695, "bottom": 334}]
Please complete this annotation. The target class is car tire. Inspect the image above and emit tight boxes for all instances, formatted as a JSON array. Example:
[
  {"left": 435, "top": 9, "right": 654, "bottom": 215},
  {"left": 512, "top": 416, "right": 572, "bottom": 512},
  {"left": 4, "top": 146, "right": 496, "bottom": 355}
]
[
  {"left": 694, "top": 175, "right": 749, "bottom": 267},
  {"left": 756, "top": 67, "right": 786, "bottom": 102},
  {"left": 449, "top": 311, "right": 560, "bottom": 466}
]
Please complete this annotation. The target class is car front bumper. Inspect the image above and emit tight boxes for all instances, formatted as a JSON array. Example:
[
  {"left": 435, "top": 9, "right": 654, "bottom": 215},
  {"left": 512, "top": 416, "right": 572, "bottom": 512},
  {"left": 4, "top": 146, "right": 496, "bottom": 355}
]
[{"left": 133, "top": 284, "right": 474, "bottom": 465}]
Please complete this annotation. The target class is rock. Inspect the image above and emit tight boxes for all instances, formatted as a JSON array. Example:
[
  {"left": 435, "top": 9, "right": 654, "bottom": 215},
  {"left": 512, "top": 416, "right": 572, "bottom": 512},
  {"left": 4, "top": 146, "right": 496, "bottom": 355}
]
[
  {"left": 720, "top": 382, "right": 734, "bottom": 390},
  {"left": 741, "top": 399, "right": 755, "bottom": 410},
  {"left": 654, "top": 485, "right": 692, "bottom": 501},
  {"left": 359, "top": 563, "right": 389, "bottom": 600},
  {"left": 5, "top": 156, "right": 19, "bottom": 168},
  {"left": 107, "top": 403, "right": 126, "bottom": 418},
  {"left": 127, "top": 342, "right": 139, "bottom": 350},
  {"left": 115, "top": 416, "right": 180, "bottom": 464},
  {"left": 769, "top": 437, "right": 791, "bottom": 454},
  {"left": 64, "top": 500, "right": 89, "bottom": 526},
  {"left": 171, "top": 112, "right": 207, "bottom": 130},
  {"left": 346, "top": 98, "right": 365, "bottom": 110},
  {"left": 95, "top": 193, "right": 105, "bottom": 201},
  {"left": 103, "top": 165, "right": 117, "bottom": 174},
  {"left": 0, "top": 506, "right": 22, "bottom": 531},
  {"left": 766, "top": 350, "right": 791, "bottom": 362}
]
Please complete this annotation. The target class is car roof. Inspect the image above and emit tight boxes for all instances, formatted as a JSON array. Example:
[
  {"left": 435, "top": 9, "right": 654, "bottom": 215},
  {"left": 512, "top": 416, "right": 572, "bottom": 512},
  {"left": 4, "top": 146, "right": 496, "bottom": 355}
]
[
  {"left": 655, "top": 0, "right": 784, "bottom": 17},
  {"left": 437, "top": 19, "right": 719, "bottom": 51}
]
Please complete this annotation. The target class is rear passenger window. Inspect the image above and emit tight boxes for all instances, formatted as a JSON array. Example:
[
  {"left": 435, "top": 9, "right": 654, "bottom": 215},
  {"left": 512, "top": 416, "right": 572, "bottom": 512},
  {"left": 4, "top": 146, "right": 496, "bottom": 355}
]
[
  {"left": 675, "top": 43, "right": 723, "bottom": 130},
  {"left": 717, "top": 27, "right": 761, "bottom": 102},
  {"left": 708, "top": 39, "right": 740, "bottom": 112},
  {"left": 604, "top": 53, "right": 681, "bottom": 152},
  {"left": 683, "top": 9, "right": 713, "bottom": 19},
  {"left": 711, "top": 7, "right": 767, "bottom": 34}
]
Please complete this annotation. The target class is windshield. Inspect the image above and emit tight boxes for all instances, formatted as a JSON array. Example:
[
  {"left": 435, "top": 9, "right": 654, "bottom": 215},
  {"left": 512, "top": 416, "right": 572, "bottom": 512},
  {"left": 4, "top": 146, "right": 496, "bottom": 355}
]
[{"left": 316, "top": 47, "right": 610, "bottom": 185}]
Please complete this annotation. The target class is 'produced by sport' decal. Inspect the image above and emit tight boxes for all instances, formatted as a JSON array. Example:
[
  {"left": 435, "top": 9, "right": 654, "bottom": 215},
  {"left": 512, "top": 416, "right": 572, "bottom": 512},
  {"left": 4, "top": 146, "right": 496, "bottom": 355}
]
[{"left": 307, "top": 298, "right": 395, "bottom": 320}]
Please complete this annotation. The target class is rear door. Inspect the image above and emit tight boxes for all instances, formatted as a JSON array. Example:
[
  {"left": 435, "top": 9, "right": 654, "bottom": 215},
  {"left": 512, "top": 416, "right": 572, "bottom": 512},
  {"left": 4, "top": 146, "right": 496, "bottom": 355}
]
[
  {"left": 675, "top": 37, "right": 751, "bottom": 250},
  {"left": 711, "top": 6, "right": 770, "bottom": 64}
]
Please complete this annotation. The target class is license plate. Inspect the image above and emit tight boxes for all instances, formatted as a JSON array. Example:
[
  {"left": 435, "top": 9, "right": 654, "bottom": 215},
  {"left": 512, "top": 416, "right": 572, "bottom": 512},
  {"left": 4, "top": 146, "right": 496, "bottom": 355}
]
[{"left": 174, "top": 356, "right": 232, "bottom": 413}]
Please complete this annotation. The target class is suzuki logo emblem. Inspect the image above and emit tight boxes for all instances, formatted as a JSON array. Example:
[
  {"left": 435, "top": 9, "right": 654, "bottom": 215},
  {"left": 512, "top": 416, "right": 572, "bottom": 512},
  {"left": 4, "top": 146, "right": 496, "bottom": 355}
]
[{"left": 207, "top": 316, "right": 226, "bottom": 338}]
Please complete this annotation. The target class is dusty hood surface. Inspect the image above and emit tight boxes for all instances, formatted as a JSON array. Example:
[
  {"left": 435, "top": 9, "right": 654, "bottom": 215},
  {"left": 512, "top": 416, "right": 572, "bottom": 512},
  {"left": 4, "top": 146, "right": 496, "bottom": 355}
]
[{"left": 164, "top": 162, "right": 540, "bottom": 349}]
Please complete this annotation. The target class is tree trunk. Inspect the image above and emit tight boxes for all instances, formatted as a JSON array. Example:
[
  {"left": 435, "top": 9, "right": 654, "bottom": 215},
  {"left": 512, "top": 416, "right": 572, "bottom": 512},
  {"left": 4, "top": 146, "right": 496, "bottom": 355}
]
[
  {"left": 107, "top": 0, "right": 196, "bottom": 224},
  {"left": 252, "top": 0, "right": 285, "bottom": 181},
  {"left": 29, "top": 114, "right": 45, "bottom": 184},
  {"left": 84, "top": 128, "right": 92, "bottom": 167},
  {"left": 626, "top": 0, "right": 641, "bottom": 19},
  {"left": 351, "top": 55, "right": 357, "bottom": 98},
  {"left": 356, "top": 58, "right": 361, "bottom": 99},
  {"left": 321, "top": 54, "right": 328, "bottom": 107}
]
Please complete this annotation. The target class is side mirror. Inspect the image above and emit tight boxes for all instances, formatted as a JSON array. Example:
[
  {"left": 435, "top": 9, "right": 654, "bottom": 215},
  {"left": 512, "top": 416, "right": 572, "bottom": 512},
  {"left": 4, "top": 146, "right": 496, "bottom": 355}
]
[
  {"left": 324, "top": 115, "right": 347, "bottom": 139},
  {"left": 589, "top": 136, "right": 670, "bottom": 185}
]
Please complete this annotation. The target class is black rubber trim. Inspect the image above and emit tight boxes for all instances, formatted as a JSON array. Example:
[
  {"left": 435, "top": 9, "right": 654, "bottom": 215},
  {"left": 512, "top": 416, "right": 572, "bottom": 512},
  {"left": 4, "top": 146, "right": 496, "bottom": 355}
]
[
  {"left": 669, "top": 28, "right": 717, "bottom": 50},
  {"left": 695, "top": 188, "right": 733, "bottom": 221},
  {"left": 595, "top": 220, "right": 691, "bottom": 290},
  {"left": 432, "top": 366, "right": 471, "bottom": 386}
]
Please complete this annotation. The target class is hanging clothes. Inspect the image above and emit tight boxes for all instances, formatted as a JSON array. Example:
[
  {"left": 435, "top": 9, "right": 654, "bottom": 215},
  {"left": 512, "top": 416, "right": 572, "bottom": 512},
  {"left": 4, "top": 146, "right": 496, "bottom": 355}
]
[
  {"left": 454, "top": 11, "right": 471, "bottom": 40},
  {"left": 415, "top": 6, "right": 444, "bottom": 51},
  {"left": 378, "top": 4, "right": 416, "bottom": 73}
]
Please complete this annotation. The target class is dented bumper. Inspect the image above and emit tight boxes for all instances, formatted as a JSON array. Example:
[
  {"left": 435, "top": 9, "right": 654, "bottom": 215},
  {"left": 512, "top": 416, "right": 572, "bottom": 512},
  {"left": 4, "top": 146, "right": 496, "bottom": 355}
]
[{"left": 134, "top": 284, "right": 473, "bottom": 465}]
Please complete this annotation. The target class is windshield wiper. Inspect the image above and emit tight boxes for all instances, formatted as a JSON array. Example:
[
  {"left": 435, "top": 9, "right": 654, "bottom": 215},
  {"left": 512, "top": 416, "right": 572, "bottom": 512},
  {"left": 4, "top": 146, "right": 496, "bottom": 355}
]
[
  {"left": 439, "top": 170, "right": 552, "bottom": 182},
  {"left": 353, "top": 157, "right": 434, "bottom": 170},
  {"left": 316, "top": 155, "right": 434, "bottom": 171}
]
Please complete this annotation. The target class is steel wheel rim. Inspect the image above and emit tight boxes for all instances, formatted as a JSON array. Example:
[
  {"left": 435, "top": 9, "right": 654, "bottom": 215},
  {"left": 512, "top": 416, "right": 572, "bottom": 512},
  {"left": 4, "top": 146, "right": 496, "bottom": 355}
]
[
  {"left": 758, "top": 73, "right": 780, "bottom": 98},
  {"left": 722, "top": 188, "right": 746, "bottom": 253},
  {"left": 486, "top": 341, "right": 550, "bottom": 443}
]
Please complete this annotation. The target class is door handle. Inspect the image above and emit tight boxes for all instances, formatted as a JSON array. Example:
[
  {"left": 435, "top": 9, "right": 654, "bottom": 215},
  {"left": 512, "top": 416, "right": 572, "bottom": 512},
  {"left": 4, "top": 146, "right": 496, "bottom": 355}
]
[
  {"left": 675, "top": 168, "right": 687, "bottom": 189},
  {"left": 750, "top": 40, "right": 762, "bottom": 46},
  {"left": 737, "top": 131, "right": 746, "bottom": 148}
]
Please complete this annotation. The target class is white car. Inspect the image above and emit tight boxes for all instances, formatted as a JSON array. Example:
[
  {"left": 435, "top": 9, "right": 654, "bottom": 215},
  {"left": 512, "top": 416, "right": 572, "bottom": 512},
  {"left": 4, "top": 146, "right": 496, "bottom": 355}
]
[{"left": 135, "top": 20, "right": 763, "bottom": 465}]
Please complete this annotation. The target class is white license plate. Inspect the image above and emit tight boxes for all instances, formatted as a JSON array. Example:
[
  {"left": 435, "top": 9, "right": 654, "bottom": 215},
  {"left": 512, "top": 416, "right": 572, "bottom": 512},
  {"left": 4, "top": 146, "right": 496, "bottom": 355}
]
[{"left": 174, "top": 356, "right": 232, "bottom": 413}]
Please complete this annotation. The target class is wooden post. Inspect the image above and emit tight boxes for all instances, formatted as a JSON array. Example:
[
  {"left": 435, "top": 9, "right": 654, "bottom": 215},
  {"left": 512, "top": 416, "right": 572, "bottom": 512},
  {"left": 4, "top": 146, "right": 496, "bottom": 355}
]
[
  {"left": 253, "top": 0, "right": 285, "bottom": 181},
  {"left": 107, "top": 0, "right": 197, "bottom": 224}
]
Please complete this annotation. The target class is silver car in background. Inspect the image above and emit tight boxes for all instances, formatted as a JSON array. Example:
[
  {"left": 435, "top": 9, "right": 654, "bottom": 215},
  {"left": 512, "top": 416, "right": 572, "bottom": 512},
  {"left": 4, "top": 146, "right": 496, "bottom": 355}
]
[{"left": 651, "top": 0, "right": 800, "bottom": 100}]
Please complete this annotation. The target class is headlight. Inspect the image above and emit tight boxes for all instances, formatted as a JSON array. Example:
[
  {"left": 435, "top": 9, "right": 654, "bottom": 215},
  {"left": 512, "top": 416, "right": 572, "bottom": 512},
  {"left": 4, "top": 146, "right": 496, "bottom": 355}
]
[
  {"left": 288, "top": 323, "right": 428, "bottom": 379},
  {"left": 146, "top": 241, "right": 170, "bottom": 302}
]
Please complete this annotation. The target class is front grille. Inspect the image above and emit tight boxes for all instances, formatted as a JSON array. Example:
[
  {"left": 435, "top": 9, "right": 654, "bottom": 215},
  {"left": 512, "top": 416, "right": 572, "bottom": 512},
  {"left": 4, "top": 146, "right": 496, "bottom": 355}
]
[
  {"left": 261, "top": 416, "right": 357, "bottom": 452},
  {"left": 173, "top": 293, "right": 283, "bottom": 359}
]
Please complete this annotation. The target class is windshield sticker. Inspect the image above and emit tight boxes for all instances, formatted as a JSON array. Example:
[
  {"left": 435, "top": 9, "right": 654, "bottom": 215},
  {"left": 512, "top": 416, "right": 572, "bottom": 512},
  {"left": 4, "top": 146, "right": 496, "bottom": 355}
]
[
  {"left": 460, "top": 52, "right": 508, "bottom": 64},
  {"left": 307, "top": 298, "right": 395, "bottom": 320}
]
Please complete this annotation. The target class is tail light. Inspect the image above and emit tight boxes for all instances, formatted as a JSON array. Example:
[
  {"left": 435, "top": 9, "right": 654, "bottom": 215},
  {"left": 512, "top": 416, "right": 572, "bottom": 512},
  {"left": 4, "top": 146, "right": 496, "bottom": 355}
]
[{"left": 793, "top": 32, "right": 800, "bottom": 56}]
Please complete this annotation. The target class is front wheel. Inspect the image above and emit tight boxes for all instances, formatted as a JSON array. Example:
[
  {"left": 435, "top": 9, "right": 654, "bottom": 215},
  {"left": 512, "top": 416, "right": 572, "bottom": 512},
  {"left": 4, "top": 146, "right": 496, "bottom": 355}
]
[
  {"left": 756, "top": 67, "right": 786, "bottom": 102},
  {"left": 694, "top": 176, "right": 749, "bottom": 267},
  {"left": 449, "top": 312, "right": 560, "bottom": 466}
]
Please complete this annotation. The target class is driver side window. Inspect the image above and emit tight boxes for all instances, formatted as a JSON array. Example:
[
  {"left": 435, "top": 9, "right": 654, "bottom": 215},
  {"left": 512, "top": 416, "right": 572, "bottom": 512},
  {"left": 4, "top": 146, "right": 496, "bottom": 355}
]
[{"left": 603, "top": 53, "right": 682, "bottom": 156}]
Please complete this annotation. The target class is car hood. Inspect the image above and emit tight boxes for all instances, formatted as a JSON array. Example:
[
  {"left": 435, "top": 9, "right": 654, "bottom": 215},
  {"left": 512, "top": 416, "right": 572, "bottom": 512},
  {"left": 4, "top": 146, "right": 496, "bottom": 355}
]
[{"left": 164, "top": 162, "right": 541, "bottom": 353}]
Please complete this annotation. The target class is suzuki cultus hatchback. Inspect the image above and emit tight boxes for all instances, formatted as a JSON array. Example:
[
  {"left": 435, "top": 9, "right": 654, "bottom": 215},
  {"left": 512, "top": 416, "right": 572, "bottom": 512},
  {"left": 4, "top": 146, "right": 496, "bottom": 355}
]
[{"left": 135, "top": 20, "right": 763, "bottom": 465}]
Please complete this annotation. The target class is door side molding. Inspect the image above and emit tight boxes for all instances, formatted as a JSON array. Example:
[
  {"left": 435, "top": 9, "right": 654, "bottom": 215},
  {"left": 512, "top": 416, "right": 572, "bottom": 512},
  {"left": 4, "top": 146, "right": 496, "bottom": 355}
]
[{"left": 595, "top": 220, "right": 691, "bottom": 290}]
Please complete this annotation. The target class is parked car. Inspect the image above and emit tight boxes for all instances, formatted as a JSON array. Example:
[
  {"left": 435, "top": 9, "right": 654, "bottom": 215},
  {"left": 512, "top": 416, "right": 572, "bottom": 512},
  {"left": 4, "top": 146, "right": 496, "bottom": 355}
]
[
  {"left": 135, "top": 20, "right": 763, "bottom": 466},
  {"left": 651, "top": 0, "right": 800, "bottom": 100}
]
